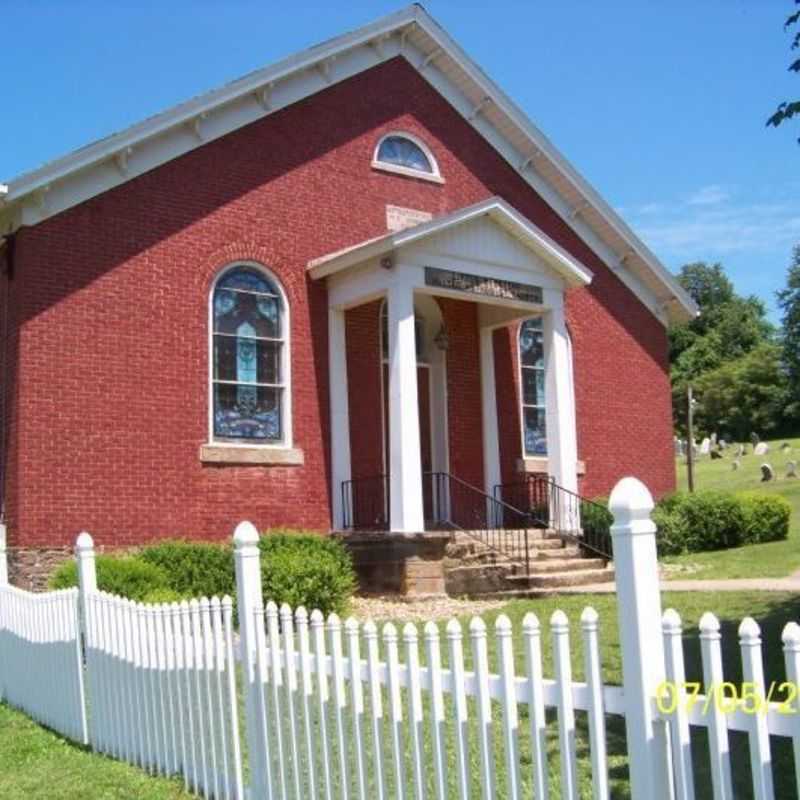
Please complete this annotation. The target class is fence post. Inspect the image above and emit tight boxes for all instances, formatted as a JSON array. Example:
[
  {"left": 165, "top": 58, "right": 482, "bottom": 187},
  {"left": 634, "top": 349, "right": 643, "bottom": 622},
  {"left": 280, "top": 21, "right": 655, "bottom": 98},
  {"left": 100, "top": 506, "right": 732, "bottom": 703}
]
[
  {"left": 609, "top": 477, "right": 674, "bottom": 800},
  {"left": 0, "top": 522, "right": 7, "bottom": 585},
  {"left": 233, "top": 520, "right": 264, "bottom": 798},
  {"left": 75, "top": 531, "right": 97, "bottom": 634}
]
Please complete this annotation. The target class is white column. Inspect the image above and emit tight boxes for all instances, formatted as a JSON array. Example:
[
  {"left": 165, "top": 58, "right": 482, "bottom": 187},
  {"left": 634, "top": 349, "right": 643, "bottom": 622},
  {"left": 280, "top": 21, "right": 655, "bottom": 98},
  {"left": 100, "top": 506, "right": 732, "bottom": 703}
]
[
  {"left": 75, "top": 531, "right": 97, "bottom": 645},
  {"left": 328, "top": 307, "right": 352, "bottom": 529},
  {"left": 543, "top": 302, "right": 578, "bottom": 496},
  {"left": 609, "top": 478, "right": 673, "bottom": 800},
  {"left": 387, "top": 282, "right": 424, "bottom": 533},
  {"left": 480, "top": 327, "right": 501, "bottom": 520}
]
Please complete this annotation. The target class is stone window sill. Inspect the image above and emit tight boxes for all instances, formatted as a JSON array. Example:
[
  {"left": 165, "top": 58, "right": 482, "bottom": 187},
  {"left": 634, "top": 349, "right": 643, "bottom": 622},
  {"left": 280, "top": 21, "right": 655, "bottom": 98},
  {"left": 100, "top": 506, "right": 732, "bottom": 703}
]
[
  {"left": 518, "top": 457, "right": 587, "bottom": 476},
  {"left": 200, "top": 444, "right": 305, "bottom": 466}
]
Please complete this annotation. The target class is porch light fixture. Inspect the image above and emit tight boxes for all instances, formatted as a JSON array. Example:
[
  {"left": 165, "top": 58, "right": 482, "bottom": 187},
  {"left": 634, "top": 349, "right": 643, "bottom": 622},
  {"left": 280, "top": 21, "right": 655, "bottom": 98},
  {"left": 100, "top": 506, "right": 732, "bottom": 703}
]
[{"left": 434, "top": 324, "right": 450, "bottom": 351}]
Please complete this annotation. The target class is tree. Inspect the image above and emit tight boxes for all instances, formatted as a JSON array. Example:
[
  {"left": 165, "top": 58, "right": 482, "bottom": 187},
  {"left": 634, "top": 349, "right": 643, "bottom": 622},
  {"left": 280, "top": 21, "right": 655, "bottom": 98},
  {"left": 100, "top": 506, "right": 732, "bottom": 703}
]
[
  {"left": 693, "top": 343, "right": 791, "bottom": 441},
  {"left": 669, "top": 262, "right": 774, "bottom": 434},
  {"left": 777, "top": 245, "right": 800, "bottom": 418},
  {"left": 766, "top": 1, "right": 800, "bottom": 142}
]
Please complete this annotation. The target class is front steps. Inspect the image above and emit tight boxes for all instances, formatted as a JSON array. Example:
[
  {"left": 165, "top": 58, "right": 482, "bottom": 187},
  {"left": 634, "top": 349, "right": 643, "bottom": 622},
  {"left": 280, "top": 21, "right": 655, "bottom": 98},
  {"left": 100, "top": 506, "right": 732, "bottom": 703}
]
[{"left": 444, "top": 529, "right": 614, "bottom": 597}]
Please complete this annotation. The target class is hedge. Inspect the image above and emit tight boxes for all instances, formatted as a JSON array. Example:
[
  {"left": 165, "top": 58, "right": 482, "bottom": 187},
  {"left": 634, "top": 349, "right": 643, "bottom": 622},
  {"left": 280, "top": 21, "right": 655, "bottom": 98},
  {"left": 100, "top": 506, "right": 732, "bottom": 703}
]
[
  {"left": 576, "top": 490, "right": 791, "bottom": 558},
  {"left": 49, "top": 531, "right": 356, "bottom": 617}
]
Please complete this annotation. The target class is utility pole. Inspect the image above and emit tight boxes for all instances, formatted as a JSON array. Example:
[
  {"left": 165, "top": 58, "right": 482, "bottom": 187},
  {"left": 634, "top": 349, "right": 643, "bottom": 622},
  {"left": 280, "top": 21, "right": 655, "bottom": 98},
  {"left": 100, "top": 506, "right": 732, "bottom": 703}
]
[{"left": 686, "top": 384, "right": 695, "bottom": 493}]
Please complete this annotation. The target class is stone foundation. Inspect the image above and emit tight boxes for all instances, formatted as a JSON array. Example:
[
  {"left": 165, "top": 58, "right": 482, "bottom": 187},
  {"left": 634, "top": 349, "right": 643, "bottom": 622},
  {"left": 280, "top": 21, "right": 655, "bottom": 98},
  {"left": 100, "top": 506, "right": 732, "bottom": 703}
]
[
  {"left": 333, "top": 531, "right": 451, "bottom": 597},
  {"left": 7, "top": 547, "right": 74, "bottom": 591}
]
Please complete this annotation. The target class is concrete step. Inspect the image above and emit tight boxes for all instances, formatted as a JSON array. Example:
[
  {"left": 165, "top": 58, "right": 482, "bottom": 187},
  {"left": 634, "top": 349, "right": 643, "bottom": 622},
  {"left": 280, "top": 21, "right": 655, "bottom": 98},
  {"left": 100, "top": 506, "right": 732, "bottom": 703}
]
[
  {"left": 517, "top": 557, "right": 606, "bottom": 574},
  {"left": 507, "top": 566, "right": 614, "bottom": 589}
]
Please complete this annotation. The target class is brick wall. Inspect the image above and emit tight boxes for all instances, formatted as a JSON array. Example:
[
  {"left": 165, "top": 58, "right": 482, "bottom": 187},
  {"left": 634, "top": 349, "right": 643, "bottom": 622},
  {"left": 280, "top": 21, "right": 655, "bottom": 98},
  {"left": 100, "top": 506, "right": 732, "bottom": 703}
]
[{"left": 2, "top": 56, "right": 675, "bottom": 551}]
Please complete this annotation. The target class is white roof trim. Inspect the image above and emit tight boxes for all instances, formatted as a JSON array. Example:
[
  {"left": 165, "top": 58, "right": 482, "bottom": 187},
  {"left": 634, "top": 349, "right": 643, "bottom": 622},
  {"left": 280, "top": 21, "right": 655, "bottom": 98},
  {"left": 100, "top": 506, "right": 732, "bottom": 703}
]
[
  {"left": 307, "top": 196, "right": 593, "bottom": 287},
  {"left": 0, "top": 3, "right": 696, "bottom": 324}
]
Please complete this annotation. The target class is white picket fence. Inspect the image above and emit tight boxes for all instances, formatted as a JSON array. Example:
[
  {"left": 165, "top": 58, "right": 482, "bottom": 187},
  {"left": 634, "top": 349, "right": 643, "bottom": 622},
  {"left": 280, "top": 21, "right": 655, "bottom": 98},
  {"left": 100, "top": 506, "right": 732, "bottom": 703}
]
[
  {"left": 0, "top": 582, "right": 88, "bottom": 744},
  {"left": 2, "top": 478, "right": 800, "bottom": 798},
  {"left": 83, "top": 591, "right": 244, "bottom": 799}
]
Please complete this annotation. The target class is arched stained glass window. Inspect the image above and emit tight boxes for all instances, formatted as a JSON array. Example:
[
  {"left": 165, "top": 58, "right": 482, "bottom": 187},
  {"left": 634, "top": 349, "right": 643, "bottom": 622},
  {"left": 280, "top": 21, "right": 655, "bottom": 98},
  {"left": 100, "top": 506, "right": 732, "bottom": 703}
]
[
  {"left": 212, "top": 265, "right": 286, "bottom": 442},
  {"left": 519, "top": 318, "right": 547, "bottom": 456}
]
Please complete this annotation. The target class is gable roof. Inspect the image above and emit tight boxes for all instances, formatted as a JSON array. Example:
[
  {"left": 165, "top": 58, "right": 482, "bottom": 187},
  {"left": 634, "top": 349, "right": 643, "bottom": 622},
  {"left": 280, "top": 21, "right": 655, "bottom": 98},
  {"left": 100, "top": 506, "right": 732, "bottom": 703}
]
[
  {"left": 0, "top": 4, "right": 697, "bottom": 325},
  {"left": 308, "top": 196, "right": 593, "bottom": 288}
]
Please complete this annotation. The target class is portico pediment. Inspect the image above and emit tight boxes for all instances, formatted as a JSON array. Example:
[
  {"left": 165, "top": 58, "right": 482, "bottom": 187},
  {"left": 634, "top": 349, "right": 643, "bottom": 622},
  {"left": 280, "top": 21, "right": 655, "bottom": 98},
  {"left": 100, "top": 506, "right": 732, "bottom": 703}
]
[{"left": 307, "top": 196, "right": 593, "bottom": 294}]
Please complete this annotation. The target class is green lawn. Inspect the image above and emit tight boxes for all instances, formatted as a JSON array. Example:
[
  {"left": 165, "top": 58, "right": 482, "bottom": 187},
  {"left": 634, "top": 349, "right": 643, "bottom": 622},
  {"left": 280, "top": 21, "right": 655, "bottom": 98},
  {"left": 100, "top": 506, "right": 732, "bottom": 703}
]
[
  {"left": 663, "top": 435, "right": 800, "bottom": 580},
  {"left": 0, "top": 703, "right": 192, "bottom": 800},
  {"left": 4, "top": 590, "right": 800, "bottom": 799}
]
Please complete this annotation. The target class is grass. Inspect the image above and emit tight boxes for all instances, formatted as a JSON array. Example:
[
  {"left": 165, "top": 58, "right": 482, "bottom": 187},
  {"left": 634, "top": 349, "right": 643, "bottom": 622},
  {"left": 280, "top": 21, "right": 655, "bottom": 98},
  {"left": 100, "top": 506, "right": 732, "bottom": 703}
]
[
  {"left": 3, "top": 590, "right": 800, "bottom": 798},
  {"left": 663, "top": 435, "right": 800, "bottom": 580},
  {"left": 0, "top": 703, "right": 193, "bottom": 800}
]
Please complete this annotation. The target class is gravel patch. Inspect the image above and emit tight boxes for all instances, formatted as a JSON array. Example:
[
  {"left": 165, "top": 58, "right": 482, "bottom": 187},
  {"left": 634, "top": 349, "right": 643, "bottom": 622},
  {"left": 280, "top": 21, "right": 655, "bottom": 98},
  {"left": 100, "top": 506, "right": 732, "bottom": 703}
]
[{"left": 349, "top": 595, "right": 506, "bottom": 623}]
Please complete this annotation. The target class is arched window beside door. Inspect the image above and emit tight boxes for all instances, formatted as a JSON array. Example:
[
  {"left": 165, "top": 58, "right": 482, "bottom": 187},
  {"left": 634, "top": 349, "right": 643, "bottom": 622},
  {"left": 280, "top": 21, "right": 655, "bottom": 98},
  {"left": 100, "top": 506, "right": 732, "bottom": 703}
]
[{"left": 210, "top": 264, "right": 290, "bottom": 445}]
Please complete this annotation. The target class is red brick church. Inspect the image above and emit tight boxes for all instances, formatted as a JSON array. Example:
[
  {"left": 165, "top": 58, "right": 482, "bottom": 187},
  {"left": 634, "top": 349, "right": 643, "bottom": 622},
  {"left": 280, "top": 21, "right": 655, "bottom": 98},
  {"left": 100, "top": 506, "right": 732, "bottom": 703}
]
[{"left": 0, "top": 6, "right": 695, "bottom": 577}]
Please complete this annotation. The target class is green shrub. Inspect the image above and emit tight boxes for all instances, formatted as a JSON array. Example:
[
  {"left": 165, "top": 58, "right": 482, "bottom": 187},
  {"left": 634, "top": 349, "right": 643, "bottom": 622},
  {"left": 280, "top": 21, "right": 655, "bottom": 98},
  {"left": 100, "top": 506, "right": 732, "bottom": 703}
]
[
  {"left": 671, "top": 490, "right": 745, "bottom": 551},
  {"left": 580, "top": 498, "right": 612, "bottom": 537},
  {"left": 139, "top": 540, "right": 235, "bottom": 600},
  {"left": 653, "top": 503, "right": 693, "bottom": 556},
  {"left": 140, "top": 588, "right": 185, "bottom": 605},
  {"left": 258, "top": 531, "right": 356, "bottom": 617},
  {"left": 49, "top": 555, "right": 170, "bottom": 601},
  {"left": 737, "top": 492, "right": 791, "bottom": 544}
]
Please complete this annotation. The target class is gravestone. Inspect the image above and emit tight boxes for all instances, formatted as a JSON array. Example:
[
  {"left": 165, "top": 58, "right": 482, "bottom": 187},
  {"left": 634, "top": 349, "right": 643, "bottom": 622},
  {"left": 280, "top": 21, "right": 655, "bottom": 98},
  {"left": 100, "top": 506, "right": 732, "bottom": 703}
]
[
  {"left": 732, "top": 459, "right": 740, "bottom": 471},
  {"left": 735, "top": 444, "right": 745, "bottom": 458},
  {"left": 700, "top": 438, "right": 711, "bottom": 456},
  {"left": 754, "top": 442, "right": 769, "bottom": 456},
  {"left": 787, "top": 461, "right": 798, "bottom": 479},
  {"left": 719, "top": 439, "right": 727, "bottom": 450},
  {"left": 710, "top": 449, "right": 723, "bottom": 460},
  {"left": 751, "top": 432, "right": 761, "bottom": 446},
  {"left": 761, "top": 463, "right": 774, "bottom": 482},
  {"left": 710, "top": 432, "right": 718, "bottom": 446}
]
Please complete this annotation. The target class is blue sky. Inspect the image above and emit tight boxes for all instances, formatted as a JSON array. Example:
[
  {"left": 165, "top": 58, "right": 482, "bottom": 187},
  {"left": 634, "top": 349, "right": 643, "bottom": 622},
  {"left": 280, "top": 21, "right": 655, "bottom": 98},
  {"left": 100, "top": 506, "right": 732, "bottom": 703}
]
[{"left": 2, "top": 1, "right": 798, "bottom": 321}]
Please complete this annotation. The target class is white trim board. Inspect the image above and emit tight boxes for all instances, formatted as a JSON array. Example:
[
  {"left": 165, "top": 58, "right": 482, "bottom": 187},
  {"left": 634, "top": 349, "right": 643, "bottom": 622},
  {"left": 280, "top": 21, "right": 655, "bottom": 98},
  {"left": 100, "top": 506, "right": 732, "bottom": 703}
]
[{"left": 0, "top": 4, "right": 697, "bottom": 326}]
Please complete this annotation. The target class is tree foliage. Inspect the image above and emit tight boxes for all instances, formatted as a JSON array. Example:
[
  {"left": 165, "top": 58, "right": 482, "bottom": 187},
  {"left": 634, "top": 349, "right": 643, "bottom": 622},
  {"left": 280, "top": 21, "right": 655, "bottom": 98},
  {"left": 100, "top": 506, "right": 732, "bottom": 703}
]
[
  {"left": 777, "top": 245, "right": 800, "bottom": 417},
  {"left": 669, "top": 262, "right": 780, "bottom": 435},
  {"left": 766, "top": 1, "right": 800, "bottom": 142}
]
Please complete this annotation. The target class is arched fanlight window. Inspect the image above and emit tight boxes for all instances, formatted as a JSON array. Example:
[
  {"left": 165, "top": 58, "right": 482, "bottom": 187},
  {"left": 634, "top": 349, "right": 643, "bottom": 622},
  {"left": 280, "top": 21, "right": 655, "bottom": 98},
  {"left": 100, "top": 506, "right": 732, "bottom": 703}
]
[
  {"left": 372, "top": 132, "right": 443, "bottom": 183},
  {"left": 211, "top": 265, "right": 288, "bottom": 443},
  {"left": 519, "top": 318, "right": 547, "bottom": 456}
]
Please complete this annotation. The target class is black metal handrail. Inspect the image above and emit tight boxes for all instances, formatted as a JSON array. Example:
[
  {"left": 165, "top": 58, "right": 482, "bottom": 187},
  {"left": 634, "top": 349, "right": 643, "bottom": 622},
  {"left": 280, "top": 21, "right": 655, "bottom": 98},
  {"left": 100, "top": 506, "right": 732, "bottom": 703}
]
[
  {"left": 494, "top": 474, "right": 613, "bottom": 561},
  {"left": 341, "top": 471, "right": 543, "bottom": 574}
]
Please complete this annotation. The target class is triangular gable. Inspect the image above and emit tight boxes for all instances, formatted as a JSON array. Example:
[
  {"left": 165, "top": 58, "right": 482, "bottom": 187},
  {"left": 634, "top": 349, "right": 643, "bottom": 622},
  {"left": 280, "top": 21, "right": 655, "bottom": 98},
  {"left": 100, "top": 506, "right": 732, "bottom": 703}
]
[{"left": 0, "top": 4, "right": 696, "bottom": 324}]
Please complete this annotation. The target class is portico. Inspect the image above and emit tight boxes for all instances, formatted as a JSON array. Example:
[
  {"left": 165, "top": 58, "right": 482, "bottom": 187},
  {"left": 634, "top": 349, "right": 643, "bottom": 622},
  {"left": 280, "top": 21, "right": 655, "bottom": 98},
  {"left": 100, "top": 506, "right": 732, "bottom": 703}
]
[{"left": 309, "top": 196, "right": 592, "bottom": 534}]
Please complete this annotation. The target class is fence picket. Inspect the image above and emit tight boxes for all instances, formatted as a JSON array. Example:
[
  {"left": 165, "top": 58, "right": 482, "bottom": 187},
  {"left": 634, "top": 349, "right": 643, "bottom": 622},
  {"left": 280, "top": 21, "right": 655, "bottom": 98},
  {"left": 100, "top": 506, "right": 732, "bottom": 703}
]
[
  {"left": 280, "top": 603, "right": 303, "bottom": 800},
  {"left": 384, "top": 622, "right": 406, "bottom": 800},
  {"left": 295, "top": 607, "right": 319, "bottom": 800},
  {"left": 424, "top": 621, "right": 447, "bottom": 800},
  {"left": 329, "top": 613, "right": 351, "bottom": 800},
  {"left": 551, "top": 610, "right": 579, "bottom": 800},
  {"left": 581, "top": 607, "right": 609, "bottom": 800},
  {"left": 782, "top": 622, "right": 800, "bottom": 800},
  {"left": 364, "top": 620, "right": 387, "bottom": 800},
  {"left": 311, "top": 608, "right": 335, "bottom": 800},
  {"left": 662, "top": 609, "right": 696, "bottom": 800},
  {"left": 446, "top": 618, "right": 471, "bottom": 800},
  {"left": 738, "top": 617, "right": 774, "bottom": 800},
  {"left": 496, "top": 615, "right": 522, "bottom": 800},
  {"left": 254, "top": 603, "right": 276, "bottom": 800},
  {"left": 470, "top": 616, "right": 496, "bottom": 800},
  {"left": 699, "top": 612, "right": 734, "bottom": 800},
  {"left": 223, "top": 596, "right": 245, "bottom": 800},
  {"left": 345, "top": 617, "right": 368, "bottom": 800},
  {"left": 404, "top": 623, "right": 427, "bottom": 800},
  {"left": 522, "top": 612, "right": 548, "bottom": 800}
]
